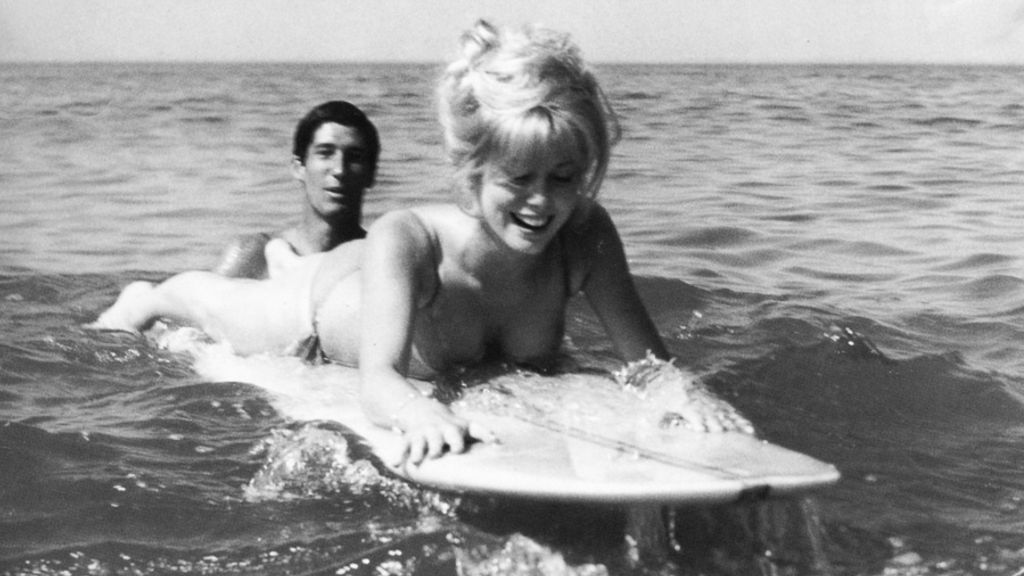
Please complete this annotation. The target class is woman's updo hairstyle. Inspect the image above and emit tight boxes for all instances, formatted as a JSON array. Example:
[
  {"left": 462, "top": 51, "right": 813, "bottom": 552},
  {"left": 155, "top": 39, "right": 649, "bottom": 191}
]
[{"left": 437, "top": 20, "right": 620, "bottom": 204}]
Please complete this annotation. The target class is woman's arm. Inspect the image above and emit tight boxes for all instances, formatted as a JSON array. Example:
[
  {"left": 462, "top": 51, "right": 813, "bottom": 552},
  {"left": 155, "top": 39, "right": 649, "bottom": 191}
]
[
  {"left": 576, "top": 203, "right": 670, "bottom": 362},
  {"left": 577, "top": 204, "right": 756, "bottom": 434},
  {"left": 357, "top": 210, "right": 488, "bottom": 464}
]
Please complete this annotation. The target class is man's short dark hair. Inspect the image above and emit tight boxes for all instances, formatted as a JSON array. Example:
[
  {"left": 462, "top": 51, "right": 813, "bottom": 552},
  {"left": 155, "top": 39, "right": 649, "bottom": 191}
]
[{"left": 293, "top": 101, "right": 380, "bottom": 181}]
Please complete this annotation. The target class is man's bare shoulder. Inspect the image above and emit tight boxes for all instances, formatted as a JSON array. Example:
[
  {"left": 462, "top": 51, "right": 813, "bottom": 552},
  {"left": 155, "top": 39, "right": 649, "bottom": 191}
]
[{"left": 213, "top": 232, "right": 275, "bottom": 278}]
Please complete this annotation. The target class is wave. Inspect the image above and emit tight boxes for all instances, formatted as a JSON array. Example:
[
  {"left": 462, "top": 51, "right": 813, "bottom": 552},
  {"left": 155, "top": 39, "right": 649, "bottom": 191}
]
[{"left": 909, "top": 116, "right": 984, "bottom": 128}]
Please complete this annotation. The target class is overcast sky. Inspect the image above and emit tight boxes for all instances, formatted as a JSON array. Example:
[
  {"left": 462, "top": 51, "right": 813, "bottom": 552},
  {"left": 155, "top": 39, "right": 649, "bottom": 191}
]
[{"left": 2, "top": 0, "right": 1023, "bottom": 64}]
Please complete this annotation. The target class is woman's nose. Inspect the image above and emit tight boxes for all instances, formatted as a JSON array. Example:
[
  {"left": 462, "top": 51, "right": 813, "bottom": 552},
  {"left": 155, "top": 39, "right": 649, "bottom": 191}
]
[{"left": 524, "top": 179, "right": 553, "bottom": 203}]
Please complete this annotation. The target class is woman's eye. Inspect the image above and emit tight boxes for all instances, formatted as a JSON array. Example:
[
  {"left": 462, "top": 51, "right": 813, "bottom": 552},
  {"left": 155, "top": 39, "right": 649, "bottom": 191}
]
[
  {"left": 550, "top": 172, "right": 577, "bottom": 185},
  {"left": 509, "top": 174, "right": 532, "bottom": 187}
]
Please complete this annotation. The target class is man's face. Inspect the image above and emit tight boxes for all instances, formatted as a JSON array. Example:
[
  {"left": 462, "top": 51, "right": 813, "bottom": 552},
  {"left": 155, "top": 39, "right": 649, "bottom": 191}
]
[{"left": 292, "top": 122, "right": 374, "bottom": 220}]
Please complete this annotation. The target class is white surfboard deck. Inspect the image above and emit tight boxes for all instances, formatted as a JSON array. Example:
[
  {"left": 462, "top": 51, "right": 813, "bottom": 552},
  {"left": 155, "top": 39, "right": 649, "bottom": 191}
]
[
  {"left": 343, "top": 407, "right": 839, "bottom": 504},
  {"left": 182, "top": 339, "right": 839, "bottom": 505}
]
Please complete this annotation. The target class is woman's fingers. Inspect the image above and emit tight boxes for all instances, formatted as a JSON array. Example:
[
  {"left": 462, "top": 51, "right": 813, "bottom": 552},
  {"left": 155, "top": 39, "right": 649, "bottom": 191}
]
[
  {"left": 467, "top": 421, "right": 497, "bottom": 445},
  {"left": 424, "top": 427, "right": 447, "bottom": 459},
  {"left": 397, "top": 416, "right": 496, "bottom": 466},
  {"left": 442, "top": 424, "right": 466, "bottom": 455},
  {"left": 405, "top": 434, "right": 427, "bottom": 465}
]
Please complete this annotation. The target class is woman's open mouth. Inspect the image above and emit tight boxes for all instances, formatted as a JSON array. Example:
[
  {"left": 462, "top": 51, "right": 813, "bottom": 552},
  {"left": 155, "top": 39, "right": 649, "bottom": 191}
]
[{"left": 510, "top": 212, "right": 554, "bottom": 232}]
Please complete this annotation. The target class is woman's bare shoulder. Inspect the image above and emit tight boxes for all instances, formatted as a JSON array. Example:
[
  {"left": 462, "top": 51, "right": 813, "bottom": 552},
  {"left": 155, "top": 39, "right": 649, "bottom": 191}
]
[
  {"left": 374, "top": 204, "right": 459, "bottom": 228},
  {"left": 571, "top": 198, "right": 615, "bottom": 231},
  {"left": 561, "top": 200, "right": 626, "bottom": 292},
  {"left": 408, "top": 204, "right": 467, "bottom": 225},
  {"left": 373, "top": 205, "right": 470, "bottom": 246},
  {"left": 365, "top": 206, "right": 465, "bottom": 280},
  {"left": 562, "top": 199, "right": 620, "bottom": 254}
]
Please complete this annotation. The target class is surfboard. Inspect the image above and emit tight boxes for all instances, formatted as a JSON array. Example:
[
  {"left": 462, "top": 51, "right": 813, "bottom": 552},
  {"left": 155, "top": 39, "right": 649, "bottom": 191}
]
[
  {"left": 341, "top": 406, "right": 839, "bottom": 505},
  {"left": 183, "top": 341, "right": 839, "bottom": 506}
]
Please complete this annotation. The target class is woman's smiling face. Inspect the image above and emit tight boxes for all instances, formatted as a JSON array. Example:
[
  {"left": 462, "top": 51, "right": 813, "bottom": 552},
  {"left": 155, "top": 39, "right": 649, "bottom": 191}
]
[{"left": 476, "top": 147, "right": 583, "bottom": 255}]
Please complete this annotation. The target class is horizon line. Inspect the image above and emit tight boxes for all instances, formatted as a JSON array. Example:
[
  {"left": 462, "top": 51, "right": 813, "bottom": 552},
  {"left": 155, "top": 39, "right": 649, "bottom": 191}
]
[{"left": 3, "top": 58, "right": 1023, "bottom": 67}]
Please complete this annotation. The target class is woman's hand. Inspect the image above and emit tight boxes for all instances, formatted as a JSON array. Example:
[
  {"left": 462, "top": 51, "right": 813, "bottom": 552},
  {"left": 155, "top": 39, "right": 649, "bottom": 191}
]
[{"left": 391, "top": 395, "right": 494, "bottom": 466}]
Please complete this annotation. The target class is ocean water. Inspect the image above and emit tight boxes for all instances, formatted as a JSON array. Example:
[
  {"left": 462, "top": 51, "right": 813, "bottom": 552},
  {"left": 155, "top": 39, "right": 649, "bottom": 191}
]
[{"left": 1, "top": 61, "right": 1024, "bottom": 575}]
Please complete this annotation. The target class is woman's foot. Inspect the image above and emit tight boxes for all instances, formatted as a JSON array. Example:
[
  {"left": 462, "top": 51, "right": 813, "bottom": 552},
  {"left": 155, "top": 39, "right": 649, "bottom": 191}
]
[{"left": 89, "top": 281, "right": 156, "bottom": 332}]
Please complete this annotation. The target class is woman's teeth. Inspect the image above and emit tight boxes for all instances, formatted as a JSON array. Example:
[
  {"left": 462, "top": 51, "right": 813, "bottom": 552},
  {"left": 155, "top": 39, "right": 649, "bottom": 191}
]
[{"left": 511, "top": 213, "right": 552, "bottom": 231}]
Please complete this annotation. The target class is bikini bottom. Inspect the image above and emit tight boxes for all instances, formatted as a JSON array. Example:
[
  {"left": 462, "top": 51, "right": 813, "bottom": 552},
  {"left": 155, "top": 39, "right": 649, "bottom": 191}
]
[{"left": 292, "top": 326, "right": 330, "bottom": 365}]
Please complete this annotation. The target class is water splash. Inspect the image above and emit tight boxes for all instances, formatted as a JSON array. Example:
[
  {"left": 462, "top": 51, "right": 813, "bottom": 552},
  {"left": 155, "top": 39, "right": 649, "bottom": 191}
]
[
  {"left": 243, "top": 423, "right": 380, "bottom": 502},
  {"left": 615, "top": 353, "right": 755, "bottom": 434},
  {"left": 456, "top": 533, "right": 609, "bottom": 576}
]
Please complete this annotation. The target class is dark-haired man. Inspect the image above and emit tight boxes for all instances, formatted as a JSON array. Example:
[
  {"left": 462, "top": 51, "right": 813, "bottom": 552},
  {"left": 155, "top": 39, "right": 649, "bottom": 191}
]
[{"left": 214, "top": 100, "right": 380, "bottom": 278}]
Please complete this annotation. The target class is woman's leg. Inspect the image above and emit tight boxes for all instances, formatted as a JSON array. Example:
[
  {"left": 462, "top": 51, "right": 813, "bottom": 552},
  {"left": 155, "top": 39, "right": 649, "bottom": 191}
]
[
  {"left": 92, "top": 272, "right": 237, "bottom": 333},
  {"left": 92, "top": 271, "right": 310, "bottom": 355},
  {"left": 308, "top": 270, "right": 362, "bottom": 367}
]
